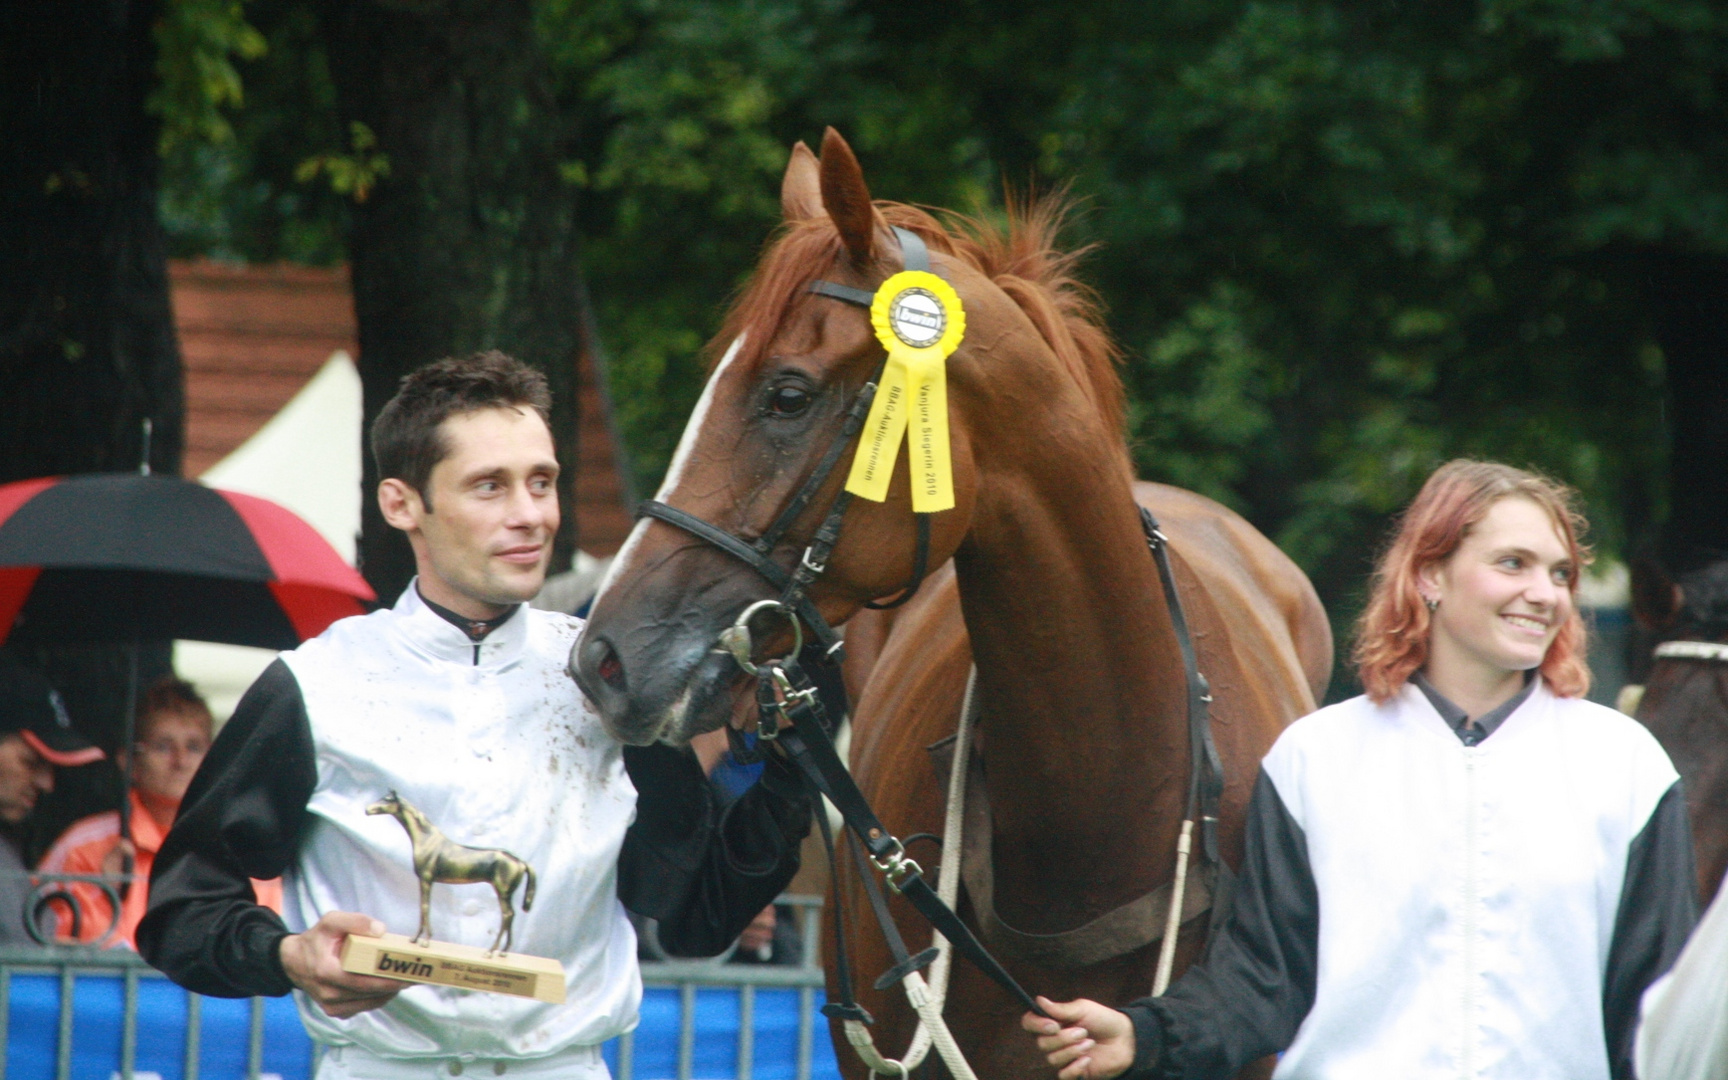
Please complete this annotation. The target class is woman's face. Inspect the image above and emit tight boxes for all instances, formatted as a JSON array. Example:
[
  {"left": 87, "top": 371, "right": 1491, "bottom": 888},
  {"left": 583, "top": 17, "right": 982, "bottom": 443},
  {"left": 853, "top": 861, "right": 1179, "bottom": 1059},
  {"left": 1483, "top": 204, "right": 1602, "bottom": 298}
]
[{"left": 1422, "top": 496, "right": 1576, "bottom": 680}]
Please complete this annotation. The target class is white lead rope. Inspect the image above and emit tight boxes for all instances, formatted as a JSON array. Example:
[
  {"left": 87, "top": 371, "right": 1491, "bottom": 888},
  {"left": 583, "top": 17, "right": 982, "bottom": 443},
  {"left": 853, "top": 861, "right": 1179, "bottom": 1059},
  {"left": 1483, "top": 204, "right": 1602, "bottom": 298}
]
[
  {"left": 1152, "top": 818, "right": 1194, "bottom": 996},
  {"left": 843, "top": 666, "right": 982, "bottom": 1080}
]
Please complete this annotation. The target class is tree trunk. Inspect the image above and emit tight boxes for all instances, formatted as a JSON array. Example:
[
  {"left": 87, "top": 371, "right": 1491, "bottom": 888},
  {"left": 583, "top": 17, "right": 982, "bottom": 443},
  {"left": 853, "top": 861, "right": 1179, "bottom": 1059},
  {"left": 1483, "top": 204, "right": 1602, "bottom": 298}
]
[
  {"left": 0, "top": 0, "right": 183, "bottom": 482},
  {"left": 1646, "top": 253, "right": 1728, "bottom": 561},
  {"left": 317, "top": 0, "right": 586, "bottom": 605},
  {"left": 0, "top": 0, "right": 181, "bottom": 861}
]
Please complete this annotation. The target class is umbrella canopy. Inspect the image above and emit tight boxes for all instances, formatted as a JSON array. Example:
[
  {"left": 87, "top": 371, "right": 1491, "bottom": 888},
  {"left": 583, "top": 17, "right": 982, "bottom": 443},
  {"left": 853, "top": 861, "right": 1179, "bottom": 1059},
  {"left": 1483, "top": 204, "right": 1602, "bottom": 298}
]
[{"left": 0, "top": 474, "right": 375, "bottom": 650}]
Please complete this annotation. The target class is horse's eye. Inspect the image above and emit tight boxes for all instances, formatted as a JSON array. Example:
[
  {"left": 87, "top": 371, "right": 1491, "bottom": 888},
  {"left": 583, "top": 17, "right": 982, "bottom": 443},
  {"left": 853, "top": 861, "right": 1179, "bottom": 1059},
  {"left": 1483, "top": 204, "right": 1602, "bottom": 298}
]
[{"left": 767, "top": 385, "right": 812, "bottom": 418}]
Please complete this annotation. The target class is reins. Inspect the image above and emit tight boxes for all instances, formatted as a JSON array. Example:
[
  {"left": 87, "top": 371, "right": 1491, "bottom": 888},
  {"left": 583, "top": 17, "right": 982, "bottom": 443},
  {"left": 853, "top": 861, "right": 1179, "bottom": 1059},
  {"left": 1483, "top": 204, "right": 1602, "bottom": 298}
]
[{"left": 635, "top": 225, "right": 1227, "bottom": 1073}]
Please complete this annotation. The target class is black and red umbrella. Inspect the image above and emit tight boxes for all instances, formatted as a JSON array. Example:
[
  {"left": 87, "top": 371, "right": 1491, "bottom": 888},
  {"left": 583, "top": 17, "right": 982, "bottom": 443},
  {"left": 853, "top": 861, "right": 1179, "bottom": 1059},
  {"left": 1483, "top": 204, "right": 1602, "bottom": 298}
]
[
  {"left": 0, "top": 472, "right": 375, "bottom": 908},
  {"left": 0, "top": 473, "right": 375, "bottom": 650}
]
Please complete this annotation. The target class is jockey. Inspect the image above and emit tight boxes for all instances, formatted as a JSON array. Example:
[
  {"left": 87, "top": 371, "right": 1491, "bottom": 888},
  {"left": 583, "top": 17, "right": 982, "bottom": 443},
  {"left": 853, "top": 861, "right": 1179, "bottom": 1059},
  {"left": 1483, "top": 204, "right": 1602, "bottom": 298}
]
[
  {"left": 140, "top": 352, "right": 811, "bottom": 1080},
  {"left": 1026, "top": 460, "right": 1696, "bottom": 1080}
]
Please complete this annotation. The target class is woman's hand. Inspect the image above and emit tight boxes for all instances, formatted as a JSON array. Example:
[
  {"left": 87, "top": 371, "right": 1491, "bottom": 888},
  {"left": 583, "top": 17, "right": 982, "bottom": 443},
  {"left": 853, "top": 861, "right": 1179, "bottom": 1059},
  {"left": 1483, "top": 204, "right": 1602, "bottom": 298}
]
[{"left": 1021, "top": 996, "right": 1138, "bottom": 1080}]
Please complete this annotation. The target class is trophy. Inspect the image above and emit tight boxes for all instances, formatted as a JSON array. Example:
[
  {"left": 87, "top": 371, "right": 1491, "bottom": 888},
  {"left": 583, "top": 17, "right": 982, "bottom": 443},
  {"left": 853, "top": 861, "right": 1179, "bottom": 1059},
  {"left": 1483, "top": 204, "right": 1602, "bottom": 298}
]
[{"left": 339, "top": 791, "right": 566, "bottom": 1003}]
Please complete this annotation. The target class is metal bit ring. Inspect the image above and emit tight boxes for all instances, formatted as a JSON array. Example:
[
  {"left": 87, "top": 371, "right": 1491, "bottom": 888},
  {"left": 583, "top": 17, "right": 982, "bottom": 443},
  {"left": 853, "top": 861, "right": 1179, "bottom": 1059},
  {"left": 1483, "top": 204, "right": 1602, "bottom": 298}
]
[{"left": 716, "top": 599, "right": 805, "bottom": 676}]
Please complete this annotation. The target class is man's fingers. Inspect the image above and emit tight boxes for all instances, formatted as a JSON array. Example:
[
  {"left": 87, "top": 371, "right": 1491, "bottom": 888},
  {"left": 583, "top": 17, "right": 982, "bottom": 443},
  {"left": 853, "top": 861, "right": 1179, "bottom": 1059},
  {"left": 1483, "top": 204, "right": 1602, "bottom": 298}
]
[
  {"left": 1058, "top": 1055, "right": 1093, "bottom": 1080},
  {"left": 1036, "top": 1027, "right": 1092, "bottom": 1054},
  {"left": 1022, "top": 1010, "right": 1061, "bottom": 1036},
  {"left": 317, "top": 911, "right": 387, "bottom": 938},
  {"left": 1047, "top": 1039, "right": 1096, "bottom": 1068}
]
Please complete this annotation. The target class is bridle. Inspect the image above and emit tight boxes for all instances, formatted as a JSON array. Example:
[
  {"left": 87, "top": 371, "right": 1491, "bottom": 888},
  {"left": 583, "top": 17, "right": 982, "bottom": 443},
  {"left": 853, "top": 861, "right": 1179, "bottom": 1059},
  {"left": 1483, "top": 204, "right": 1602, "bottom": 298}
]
[{"left": 636, "top": 225, "right": 938, "bottom": 675}]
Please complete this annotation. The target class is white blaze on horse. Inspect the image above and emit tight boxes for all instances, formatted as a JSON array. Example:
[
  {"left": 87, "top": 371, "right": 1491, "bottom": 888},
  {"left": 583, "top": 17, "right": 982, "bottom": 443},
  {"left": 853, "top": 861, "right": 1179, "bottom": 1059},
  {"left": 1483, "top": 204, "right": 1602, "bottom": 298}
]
[
  {"left": 366, "top": 791, "right": 537, "bottom": 956},
  {"left": 574, "top": 128, "right": 1330, "bottom": 1080}
]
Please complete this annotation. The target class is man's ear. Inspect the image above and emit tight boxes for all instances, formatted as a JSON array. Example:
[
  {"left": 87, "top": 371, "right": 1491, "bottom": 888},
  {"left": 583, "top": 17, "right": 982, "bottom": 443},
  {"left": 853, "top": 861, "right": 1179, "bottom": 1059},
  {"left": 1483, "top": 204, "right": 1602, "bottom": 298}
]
[{"left": 378, "top": 478, "right": 425, "bottom": 533}]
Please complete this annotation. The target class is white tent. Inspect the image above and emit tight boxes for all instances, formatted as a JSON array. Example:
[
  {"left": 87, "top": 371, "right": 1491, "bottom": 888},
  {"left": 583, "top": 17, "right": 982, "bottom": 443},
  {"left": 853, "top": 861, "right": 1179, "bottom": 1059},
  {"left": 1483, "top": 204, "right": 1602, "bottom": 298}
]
[{"left": 174, "top": 352, "right": 363, "bottom": 721}]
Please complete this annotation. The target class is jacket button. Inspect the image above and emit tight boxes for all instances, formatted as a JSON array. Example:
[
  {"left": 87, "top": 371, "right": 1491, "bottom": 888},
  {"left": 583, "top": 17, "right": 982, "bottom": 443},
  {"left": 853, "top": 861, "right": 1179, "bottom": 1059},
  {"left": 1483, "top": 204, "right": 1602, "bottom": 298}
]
[
  {"left": 493, "top": 1064, "right": 508, "bottom": 1076},
  {"left": 448, "top": 1064, "right": 463, "bottom": 1076}
]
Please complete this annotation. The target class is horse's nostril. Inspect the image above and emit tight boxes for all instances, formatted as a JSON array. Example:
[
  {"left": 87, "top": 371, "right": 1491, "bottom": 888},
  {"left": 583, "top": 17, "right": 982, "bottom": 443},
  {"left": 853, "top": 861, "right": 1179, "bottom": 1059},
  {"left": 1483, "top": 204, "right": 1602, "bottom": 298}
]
[{"left": 597, "top": 644, "right": 626, "bottom": 691}]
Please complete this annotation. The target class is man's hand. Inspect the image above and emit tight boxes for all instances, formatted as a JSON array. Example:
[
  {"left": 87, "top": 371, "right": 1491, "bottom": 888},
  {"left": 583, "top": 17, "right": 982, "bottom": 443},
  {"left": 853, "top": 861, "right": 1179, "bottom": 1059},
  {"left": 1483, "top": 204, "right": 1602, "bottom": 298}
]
[
  {"left": 279, "top": 912, "right": 406, "bottom": 1019},
  {"left": 1022, "top": 996, "right": 1138, "bottom": 1080}
]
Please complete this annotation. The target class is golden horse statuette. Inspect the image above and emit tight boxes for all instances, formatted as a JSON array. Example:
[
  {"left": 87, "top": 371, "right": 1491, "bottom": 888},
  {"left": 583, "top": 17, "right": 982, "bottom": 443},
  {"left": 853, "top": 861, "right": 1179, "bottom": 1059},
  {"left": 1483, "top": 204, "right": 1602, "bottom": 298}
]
[{"left": 337, "top": 791, "right": 565, "bottom": 1003}]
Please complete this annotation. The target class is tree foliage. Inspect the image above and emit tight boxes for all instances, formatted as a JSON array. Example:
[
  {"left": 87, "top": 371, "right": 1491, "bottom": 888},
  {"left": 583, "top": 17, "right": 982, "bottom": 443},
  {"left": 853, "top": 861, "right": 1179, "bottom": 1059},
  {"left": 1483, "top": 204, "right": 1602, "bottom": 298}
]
[{"left": 156, "top": 0, "right": 1728, "bottom": 679}]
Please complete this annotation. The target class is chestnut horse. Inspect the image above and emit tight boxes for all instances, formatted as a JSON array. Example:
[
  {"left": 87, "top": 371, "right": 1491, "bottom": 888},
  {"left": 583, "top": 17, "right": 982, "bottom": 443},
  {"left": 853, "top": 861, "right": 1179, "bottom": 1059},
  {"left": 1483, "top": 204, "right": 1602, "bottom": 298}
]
[{"left": 574, "top": 129, "right": 1331, "bottom": 1078}]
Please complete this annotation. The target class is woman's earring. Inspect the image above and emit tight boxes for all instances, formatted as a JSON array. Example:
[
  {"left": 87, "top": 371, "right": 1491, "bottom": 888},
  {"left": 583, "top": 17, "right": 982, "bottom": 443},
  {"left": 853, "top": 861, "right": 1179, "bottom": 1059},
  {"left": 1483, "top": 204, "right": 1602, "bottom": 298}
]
[{"left": 1424, "top": 595, "right": 1439, "bottom": 613}]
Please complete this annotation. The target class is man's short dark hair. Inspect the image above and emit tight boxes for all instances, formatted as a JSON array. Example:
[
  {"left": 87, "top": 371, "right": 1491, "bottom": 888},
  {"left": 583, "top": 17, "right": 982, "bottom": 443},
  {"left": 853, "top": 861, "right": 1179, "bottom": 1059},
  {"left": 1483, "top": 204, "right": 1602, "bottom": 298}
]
[{"left": 370, "top": 351, "right": 553, "bottom": 508}]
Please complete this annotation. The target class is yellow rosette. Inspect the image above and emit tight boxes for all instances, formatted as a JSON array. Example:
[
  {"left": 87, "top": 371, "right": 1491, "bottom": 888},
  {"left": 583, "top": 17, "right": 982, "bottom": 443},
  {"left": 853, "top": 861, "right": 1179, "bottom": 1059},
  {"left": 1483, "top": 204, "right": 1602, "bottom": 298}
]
[{"left": 844, "top": 271, "right": 966, "bottom": 512}]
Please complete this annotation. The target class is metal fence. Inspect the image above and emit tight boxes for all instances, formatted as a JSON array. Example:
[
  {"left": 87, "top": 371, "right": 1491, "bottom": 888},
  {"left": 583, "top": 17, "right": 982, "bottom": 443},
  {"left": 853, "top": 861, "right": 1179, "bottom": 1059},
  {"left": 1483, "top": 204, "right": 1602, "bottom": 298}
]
[{"left": 0, "top": 895, "right": 834, "bottom": 1080}]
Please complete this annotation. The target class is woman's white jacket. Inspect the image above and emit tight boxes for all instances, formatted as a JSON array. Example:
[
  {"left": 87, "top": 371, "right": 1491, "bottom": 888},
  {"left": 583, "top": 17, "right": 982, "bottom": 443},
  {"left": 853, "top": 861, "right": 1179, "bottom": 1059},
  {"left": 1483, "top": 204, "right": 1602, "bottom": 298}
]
[{"left": 1121, "top": 678, "right": 1696, "bottom": 1080}]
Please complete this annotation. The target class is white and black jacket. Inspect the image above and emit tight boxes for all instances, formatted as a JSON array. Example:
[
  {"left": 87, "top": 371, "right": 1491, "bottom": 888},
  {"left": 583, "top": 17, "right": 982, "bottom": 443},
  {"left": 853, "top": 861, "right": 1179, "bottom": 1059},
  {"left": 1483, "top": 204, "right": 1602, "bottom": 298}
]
[
  {"left": 1121, "top": 679, "right": 1696, "bottom": 1080},
  {"left": 138, "top": 586, "right": 809, "bottom": 1061}
]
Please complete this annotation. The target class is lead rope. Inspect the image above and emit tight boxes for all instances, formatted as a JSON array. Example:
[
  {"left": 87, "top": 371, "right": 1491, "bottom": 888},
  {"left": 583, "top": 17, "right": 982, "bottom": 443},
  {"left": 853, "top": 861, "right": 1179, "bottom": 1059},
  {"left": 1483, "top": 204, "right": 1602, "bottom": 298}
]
[{"left": 842, "top": 665, "right": 981, "bottom": 1078}]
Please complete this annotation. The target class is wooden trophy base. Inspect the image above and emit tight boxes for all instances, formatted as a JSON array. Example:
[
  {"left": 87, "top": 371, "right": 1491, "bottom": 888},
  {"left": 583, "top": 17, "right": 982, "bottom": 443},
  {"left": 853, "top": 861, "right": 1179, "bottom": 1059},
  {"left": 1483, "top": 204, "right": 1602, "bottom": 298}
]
[{"left": 341, "top": 933, "right": 566, "bottom": 1003}]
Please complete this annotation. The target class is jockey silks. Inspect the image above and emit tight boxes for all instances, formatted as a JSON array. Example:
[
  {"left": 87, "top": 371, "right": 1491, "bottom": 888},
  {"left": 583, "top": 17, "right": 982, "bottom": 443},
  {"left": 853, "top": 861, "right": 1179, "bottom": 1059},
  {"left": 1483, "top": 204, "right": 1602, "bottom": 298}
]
[{"left": 139, "top": 583, "right": 810, "bottom": 1069}]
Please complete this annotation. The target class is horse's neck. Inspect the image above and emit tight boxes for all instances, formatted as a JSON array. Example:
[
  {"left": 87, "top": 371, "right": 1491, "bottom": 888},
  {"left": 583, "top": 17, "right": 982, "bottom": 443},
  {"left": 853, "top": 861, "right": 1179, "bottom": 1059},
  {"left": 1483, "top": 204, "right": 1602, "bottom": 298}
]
[
  {"left": 957, "top": 441, "right": 1193, "bottom": 932},
  {"left": 396, "top": 806, "right": 436, "bottom": 848}
]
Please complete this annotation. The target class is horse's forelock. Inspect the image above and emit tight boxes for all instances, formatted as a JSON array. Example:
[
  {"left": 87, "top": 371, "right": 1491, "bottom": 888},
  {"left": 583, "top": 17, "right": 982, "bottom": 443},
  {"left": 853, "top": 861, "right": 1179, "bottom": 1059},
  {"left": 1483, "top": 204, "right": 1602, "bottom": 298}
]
[{"left": 706, "top": 196, "right": 1125, "bottom": 439}]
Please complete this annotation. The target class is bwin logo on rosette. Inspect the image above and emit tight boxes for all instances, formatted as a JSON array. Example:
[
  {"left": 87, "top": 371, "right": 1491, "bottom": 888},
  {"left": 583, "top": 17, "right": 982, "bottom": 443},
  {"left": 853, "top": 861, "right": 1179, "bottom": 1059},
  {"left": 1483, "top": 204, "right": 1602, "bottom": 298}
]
[{"left": 888, "top": 287, "right": 945, "bottom": 348}]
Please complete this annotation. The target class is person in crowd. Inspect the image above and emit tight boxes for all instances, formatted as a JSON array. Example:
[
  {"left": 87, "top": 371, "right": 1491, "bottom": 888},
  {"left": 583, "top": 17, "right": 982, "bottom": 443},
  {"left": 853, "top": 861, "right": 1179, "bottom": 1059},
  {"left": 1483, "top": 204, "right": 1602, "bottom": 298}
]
[
  {"left": 0, "top": 657, "right": 104, "bottom": 943},
  {"left": 1023, "top": 460, "right": 1696, "bottom": 1080},
  {"left": 38, "top": 676, "right": 280, "bottom": 947},
  {"left": 139, "top": 352, "right": 810, "bottom": 1080}
]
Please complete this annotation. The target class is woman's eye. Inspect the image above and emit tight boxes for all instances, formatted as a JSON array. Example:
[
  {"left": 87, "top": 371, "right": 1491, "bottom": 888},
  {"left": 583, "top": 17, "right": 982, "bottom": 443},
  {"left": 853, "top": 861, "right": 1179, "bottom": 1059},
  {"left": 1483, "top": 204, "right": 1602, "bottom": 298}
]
[{"left": 767, "top": 385, "right": 812, "bottom": 418}]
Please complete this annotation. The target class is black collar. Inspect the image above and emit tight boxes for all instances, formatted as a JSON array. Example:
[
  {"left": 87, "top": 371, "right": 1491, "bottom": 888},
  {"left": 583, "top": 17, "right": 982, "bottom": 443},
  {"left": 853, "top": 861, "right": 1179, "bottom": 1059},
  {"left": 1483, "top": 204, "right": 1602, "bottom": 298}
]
[
  {"left": 417, "top": 587, "right": 520, "bottom": 643},
  {"left": 1412, "top": 670, "right": 1536, "bottom": 746}
]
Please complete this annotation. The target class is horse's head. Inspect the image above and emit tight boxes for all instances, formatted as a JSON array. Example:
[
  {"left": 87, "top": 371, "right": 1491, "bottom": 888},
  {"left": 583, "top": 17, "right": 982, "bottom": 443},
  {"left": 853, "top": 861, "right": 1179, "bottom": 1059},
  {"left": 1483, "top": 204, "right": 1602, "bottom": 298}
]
[
  {"left": 573, "top": 128, "right": 1122, "bottom": 745},
  {"left": 365, "top": 791, "right": 403, "bottom": 817}
]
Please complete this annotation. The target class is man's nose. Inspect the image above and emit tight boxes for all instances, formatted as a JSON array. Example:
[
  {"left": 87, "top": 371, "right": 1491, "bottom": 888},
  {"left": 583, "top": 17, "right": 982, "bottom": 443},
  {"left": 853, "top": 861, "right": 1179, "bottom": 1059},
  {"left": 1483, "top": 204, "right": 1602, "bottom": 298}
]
[{"left": 505, "top": 484, "right": 550, "bottom": 528}]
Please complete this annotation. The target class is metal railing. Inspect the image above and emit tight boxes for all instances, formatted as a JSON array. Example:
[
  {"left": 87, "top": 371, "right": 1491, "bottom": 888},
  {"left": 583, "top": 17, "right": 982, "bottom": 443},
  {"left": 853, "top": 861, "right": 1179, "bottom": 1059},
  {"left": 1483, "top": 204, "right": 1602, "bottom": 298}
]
[{"left": 0, "top": 895, "right": 834, "bottom": 1080}]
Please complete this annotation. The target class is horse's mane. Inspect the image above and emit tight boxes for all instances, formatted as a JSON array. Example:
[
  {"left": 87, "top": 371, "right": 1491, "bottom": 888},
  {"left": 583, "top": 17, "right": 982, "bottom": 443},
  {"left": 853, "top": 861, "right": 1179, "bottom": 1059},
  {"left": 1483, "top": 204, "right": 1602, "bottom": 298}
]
[{"left": 713, "top": 193, "right": 1126, "bottom": 439}]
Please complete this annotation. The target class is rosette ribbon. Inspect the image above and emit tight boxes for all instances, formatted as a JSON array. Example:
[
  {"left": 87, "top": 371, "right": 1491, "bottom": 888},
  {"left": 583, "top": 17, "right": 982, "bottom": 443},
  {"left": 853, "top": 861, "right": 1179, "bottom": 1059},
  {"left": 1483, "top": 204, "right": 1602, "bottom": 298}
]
[{"left": 844, "top": 270, "right": 966, "bottom": 513}]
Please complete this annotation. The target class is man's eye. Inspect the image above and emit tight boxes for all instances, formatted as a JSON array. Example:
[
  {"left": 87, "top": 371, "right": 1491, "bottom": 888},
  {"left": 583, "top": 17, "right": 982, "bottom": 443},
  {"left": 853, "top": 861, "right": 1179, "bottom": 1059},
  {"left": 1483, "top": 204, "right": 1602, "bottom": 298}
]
[{"left": 767, "top": 385, "right": 812, "bottom": 418}]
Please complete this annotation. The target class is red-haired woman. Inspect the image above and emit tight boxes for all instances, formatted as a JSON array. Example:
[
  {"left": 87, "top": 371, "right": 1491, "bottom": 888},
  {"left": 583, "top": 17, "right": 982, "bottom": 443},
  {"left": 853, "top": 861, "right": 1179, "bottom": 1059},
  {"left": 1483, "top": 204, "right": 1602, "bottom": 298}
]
[{"left": 1024, "top": 460, "right": 1696, "bottom": 1080}]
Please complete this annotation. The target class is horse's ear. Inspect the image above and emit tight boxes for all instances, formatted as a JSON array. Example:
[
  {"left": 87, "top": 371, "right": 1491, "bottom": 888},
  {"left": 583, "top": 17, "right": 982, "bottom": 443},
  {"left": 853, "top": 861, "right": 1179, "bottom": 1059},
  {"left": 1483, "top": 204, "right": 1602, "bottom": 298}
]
[
  {"left": 1631, "top": 553, "right": 1683, "bottom": 630},
  {"left": 819, "top": 127, "right": 876, "bottom": 265},
  {"left": 782, "top": 141, "right": 823, "bottom": 223}
]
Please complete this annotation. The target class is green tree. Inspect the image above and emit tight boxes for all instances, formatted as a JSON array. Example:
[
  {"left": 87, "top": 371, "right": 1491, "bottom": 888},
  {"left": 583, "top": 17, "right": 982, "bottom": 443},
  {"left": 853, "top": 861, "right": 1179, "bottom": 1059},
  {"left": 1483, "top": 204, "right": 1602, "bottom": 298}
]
[{"left": 157, "top": 0, "right": 1728, "bottom": 687}]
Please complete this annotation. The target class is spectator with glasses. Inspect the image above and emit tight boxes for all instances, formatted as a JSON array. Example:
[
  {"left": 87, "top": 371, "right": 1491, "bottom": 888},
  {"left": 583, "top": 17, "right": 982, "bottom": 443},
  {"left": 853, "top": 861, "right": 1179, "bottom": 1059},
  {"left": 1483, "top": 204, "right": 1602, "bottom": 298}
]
[{"left": 39, "top": 677, "right": 280, "bottom": 947}]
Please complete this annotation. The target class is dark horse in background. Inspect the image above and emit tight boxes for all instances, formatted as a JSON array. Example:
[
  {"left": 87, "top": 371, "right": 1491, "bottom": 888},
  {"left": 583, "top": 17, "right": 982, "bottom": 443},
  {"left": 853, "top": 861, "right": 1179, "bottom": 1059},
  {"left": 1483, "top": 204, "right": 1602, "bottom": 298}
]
[
  {"left": 1633, "top": 553, "right": 1728, "bottom": 904},
  {"left": 574, "top": 129, "right": 1332, "bottom": 1079}
]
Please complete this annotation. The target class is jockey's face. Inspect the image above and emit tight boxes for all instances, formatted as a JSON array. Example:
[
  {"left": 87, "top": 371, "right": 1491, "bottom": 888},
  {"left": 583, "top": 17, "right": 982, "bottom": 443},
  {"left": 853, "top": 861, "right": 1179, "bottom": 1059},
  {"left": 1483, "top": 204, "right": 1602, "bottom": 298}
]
[{"left": 381, "top": 406, "right": 561, "bottom": 619}]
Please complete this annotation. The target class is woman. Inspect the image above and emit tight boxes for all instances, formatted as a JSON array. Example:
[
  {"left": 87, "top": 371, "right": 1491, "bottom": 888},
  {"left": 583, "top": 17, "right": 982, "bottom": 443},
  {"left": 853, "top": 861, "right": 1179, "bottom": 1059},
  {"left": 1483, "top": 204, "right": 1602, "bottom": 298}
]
[{"left": 1024, "top": 461, "right": 1696, "bottom": 1080}]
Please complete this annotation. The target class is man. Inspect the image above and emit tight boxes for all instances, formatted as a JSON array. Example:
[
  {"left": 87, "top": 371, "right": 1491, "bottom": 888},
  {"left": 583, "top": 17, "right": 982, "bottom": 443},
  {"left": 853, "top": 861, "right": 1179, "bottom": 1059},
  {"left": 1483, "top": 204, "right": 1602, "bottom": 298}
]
[
  {"left": 40, "top": 676, "right": 281, "bottom": 947},
  {"left": 139, "top": 352, "right": 810, "bottom": 1079},
  {"left": 0, "top": 657, "right": 105, "bottom": 943}
]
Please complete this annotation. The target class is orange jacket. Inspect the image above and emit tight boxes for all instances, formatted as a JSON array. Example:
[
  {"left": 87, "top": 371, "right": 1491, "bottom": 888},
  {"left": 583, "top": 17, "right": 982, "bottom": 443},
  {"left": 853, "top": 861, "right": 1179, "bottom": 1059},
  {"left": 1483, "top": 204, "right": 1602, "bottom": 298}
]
[{"left": 37, "top": 789, "right": 282, "bottom": 949}]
